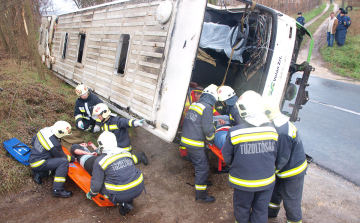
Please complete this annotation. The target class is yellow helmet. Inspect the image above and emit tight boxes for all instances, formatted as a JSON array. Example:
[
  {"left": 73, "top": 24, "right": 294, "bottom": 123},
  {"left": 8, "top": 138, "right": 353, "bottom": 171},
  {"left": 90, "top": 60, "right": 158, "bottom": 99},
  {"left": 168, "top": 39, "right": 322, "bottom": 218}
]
[
  {"left": 51, "top": 121, "right": 72, "bottom": 138},
  {"left": 92, "top": 103, "right": 111, "bottom": 119},
  {"left": 75, "top": 84, "right": 89, "bottom": 97}
]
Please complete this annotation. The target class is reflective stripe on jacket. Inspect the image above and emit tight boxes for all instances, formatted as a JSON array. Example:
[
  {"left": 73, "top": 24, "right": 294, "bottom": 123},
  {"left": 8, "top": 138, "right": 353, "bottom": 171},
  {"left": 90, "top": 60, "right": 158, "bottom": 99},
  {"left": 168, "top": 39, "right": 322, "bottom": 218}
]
[
  {"left": 180, "top": 100, "right": 215, "bottom": 149},
  {"left": 90, "top": 149, "right": 143, "bottom": 195},
  {"left": 273, "top": 114, "right": 307, "bottom": 179},
  {"left": 74, "top": 93, "right": 103, "bottom": 125},
  {"left": 102, "top": 115, "right": 135, "bottom": 149},
  {"left": 29, "top": 127, "right": 75, "bottom": 167},
  {"left": 222, "top": 122, "right": 282, "bottom": 192}
]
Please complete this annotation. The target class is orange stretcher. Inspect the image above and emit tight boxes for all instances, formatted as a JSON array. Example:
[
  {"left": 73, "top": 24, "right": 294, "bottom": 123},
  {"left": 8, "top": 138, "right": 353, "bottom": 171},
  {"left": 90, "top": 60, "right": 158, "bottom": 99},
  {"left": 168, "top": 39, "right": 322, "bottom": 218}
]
[
  {"left": 62, "top": 147, "right": 115, "bottom": 207},
  {"left": 206, "top": 143, "right": 227, "bottom": 171}
]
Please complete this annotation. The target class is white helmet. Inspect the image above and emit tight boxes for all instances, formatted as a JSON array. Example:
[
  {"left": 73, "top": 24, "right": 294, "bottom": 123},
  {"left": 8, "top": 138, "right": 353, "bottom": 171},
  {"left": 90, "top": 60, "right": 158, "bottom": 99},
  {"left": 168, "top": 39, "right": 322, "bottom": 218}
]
[
  {"left": 217, "top": 86, "right": 236, "bottom": 101},
  {"left": 236, "top": 91, "right": 269, "bottom": 126},
  {"left": 97, "top": 131, "right": 117, "bottom": 152},
  {"left": 75, "top": 84, "right": 89, "bottom": 97},
  {"left": 51, "top": 121, "right": 72, "bottom": 138},
  {"left": 202, "top": 84, "right": 218, "bottom": 99},
  {"left": 92, "top": 103, "right": 111, "bottom": 119},
  {"left": 263, "top": 99, "right": 281, "bottom": 120}
]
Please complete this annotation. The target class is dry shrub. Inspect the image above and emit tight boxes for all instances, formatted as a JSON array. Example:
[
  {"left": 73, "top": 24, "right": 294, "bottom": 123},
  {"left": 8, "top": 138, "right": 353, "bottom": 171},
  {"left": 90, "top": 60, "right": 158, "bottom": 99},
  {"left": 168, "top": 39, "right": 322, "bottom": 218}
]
[{"left": 347, "top": 9, "right": 360, "bottom": 37}]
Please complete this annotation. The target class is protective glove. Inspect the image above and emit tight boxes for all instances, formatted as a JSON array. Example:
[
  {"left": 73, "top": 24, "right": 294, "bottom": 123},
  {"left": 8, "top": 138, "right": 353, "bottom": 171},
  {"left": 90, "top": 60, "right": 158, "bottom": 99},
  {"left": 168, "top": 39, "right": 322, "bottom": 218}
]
[
  {"left": 78, "top": 121, "right": 84, "bottom": 130},
  {"left": 93, "top": 125, "right": 101, "bottom": 133},
  {"left": 86, "top": 192, "right": 92, "bottom": 200},
  {"left": 134, "top": 119, "right": 145, "bottom": 127},
  {"left": 179, "top": 147, "right": 188, "bottom": 157}
]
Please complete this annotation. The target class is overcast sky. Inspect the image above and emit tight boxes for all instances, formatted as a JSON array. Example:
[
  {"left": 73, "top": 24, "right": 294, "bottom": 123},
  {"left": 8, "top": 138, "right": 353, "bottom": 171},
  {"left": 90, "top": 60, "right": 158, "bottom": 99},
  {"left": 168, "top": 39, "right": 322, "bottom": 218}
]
[{"left": 52, "top": 0, "right": 78, "bottom": 14}]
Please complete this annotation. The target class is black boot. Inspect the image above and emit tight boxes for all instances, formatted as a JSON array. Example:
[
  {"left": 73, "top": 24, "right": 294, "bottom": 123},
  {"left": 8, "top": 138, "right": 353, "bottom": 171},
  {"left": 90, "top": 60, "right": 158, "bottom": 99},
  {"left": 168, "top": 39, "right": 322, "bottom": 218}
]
[
  {"left": 137, "top": 152, "right": 148, "bottom": 165},
  {"left": 119, "top": 203, "right": 133, "bottom": 215},
  {"left": 195, "top": 195, "right": 215, "bottom": 203},
  {"left": 32, "top": 170, "right": 42, "bottom": 185},
  {"left": 52, "top": 190, "right": 73, "bottom": 198},
  {"left": 195, "top": 190, "right": 215, "bottom": 203}
]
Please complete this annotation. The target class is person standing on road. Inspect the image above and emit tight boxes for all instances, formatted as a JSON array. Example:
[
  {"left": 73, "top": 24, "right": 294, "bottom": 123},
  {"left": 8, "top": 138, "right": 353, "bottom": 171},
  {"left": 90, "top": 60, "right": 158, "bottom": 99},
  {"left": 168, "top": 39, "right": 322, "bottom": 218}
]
[
  {"left": 180, "top": 84, "right": 218, "bottom": 203},
  {"left": 222, "top": 91, "right": 287, "bottom": 223},
  {"left": 29, "top": 121, "right": 75, "bottom": 198},
  {"left": 296, "top": 12, "right": 305, "bottom": 26},
  {"left": 336, "top": 10, "right": 351, "bottom": 47},
  {"left": 74, "top": 84, "right": 103, "bottom": 133},
  {"left": 264, "top": 101, "right": 307, "bottom": 223},
  {"left": 326, "top": 12, "right": 338, "bottom": 47},
  {"left": 86, "top": 131, "right": 145, "bottom": 216}
]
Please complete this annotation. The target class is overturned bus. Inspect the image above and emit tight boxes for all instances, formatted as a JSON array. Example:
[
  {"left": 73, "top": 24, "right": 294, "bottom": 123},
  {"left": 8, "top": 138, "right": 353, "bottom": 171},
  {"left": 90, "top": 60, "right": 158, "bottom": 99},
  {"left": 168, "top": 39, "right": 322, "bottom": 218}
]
[{"left": 38, "top": 0, "right": 312, "bottom": 143}]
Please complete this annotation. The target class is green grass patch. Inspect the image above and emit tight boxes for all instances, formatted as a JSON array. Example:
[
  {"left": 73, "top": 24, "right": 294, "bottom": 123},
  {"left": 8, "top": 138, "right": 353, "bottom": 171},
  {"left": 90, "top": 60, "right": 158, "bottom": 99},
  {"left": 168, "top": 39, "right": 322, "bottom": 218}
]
[
  {"left": 292, "top": 3, "right": 327, "bottom": 21},
  {"left": 0, "top": 58, "right": 133, "bottom": 194},
  {"left": 301, "top": 3, "right": 334, "bottom": 50},
  {"left": 320, "top": 35, "right": 360, "bottom": 80}
]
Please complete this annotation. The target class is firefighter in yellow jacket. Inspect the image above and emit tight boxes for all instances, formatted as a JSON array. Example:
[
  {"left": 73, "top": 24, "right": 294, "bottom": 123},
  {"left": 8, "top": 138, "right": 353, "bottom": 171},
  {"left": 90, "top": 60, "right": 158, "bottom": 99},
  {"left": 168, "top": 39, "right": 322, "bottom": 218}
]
[
  {"left": 265, "top": 101, "right": 307, "bottom": 223},
  {"left": 222, "top": 91, "right": 288, "bottom": 223},
  {"left": 180, "top": 84, "right": 218, "bottom": 203}
]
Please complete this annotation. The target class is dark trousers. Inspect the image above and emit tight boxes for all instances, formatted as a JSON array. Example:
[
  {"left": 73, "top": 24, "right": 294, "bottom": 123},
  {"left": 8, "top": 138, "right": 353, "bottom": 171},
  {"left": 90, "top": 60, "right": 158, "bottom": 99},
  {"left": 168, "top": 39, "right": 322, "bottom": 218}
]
[
  {"left": 336, "top": 29, "right": 347, "bottom": 46},
  {"left": 233, "top": 185, "right": 274, "bottom": 223},
  {"left": 186, "top": 147, "right": 209, "bottom": 198},
  {"left": 268, "top": 176, "right": 304, "bottom": 222},
  {"left": 102, "top": 181, "right": 145, "bottom": 205},
  {"left": 32, "top": 158, "right": 69, "bottom": 190}
]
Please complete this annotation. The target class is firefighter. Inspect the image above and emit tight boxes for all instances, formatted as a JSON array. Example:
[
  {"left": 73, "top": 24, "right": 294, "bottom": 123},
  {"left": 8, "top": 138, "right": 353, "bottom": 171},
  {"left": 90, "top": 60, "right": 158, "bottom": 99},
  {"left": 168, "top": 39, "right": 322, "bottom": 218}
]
[
  {"left": 264, "top": 101, "right": 307, "bottom": 223},
  {"left": 71, "top": 141, "right": 148, "bottom": 176},
  {"left": 222, "top": 91, "right": 287, "bottom": 223},
  {"left": 74, "top": 84, "right": 103, "bottom": 132},
  {"left": 91, "top": 103, "right": 148, "bottom": 164},
  {"left": 180, "top": 84, "right": 218, "bottom": 203},
  {"left": 29, "top": 121, "right": 75, "bottom": 198},
  {"left": 86, "top": 131, "right": 145, "bottom": 215},
  {"left": 217, "top": 85, "right": 242, "bottom": 126}
]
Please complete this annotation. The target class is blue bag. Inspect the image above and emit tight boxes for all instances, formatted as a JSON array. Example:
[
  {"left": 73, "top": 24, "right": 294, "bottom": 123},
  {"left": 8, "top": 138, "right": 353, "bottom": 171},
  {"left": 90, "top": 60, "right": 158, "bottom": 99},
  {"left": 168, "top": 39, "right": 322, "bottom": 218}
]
[{"left": 3, "top": 138, "right": 31, "bottom": 165}]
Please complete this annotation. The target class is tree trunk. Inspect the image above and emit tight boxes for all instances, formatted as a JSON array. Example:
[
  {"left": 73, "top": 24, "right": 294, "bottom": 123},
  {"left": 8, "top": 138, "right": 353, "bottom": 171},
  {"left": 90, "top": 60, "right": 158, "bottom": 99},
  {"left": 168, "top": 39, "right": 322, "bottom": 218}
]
[
  {"left": 0, "top": 25, "right": 10, "bottom": 52},
  {"left": 24, "top": 0, "right": 45, "bottom": 81}
]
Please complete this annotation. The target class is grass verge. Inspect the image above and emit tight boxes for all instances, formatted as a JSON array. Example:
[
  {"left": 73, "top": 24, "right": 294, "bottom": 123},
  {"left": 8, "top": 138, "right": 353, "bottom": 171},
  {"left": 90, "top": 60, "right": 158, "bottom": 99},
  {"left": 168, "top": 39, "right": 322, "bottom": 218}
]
[
  {"left": 300, "top": 3, "right": 333, "bottom": 50},
  {"left": 0, "top": 55, "right": 132, "bottom": 193},
  {"left": 320, "top": 9, "right": 360, "bottom": 80},
  {"left": 292, "top": 3, "right": 327, "bottom": 21}
]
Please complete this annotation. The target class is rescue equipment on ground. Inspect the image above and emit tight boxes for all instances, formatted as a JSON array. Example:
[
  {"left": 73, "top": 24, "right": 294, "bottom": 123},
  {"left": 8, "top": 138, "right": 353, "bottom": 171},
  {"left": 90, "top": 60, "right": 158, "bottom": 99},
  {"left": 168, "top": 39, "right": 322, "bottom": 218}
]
[
  {"left": 3, "top": 138, "right": 31, "bottom": 165},
  {"left": 62, "top": 146, "right": 114, "bottom": 207}
]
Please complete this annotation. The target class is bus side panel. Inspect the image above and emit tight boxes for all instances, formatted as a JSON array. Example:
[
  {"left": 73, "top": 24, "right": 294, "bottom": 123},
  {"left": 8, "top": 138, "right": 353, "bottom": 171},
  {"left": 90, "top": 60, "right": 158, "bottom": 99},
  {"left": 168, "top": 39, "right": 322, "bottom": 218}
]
[
  {"left": 151, "top": 0, "right": 207, "bottom": 142},
  {"left": 262, "top": 15, "right": 296, "bottom": 105}
]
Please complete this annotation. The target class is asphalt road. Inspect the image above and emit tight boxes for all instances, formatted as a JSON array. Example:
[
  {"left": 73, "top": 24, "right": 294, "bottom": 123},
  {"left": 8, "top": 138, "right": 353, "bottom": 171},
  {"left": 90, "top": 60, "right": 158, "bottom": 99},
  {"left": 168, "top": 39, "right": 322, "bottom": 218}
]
[{"left": 283, "top": 73, "right": 360, "bottom": 185}]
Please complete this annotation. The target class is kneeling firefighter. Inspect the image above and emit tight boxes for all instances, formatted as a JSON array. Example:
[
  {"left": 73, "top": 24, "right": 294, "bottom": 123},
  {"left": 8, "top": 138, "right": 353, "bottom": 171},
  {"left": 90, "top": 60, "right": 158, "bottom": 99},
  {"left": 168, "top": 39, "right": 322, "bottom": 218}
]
[
  {"left": 222, "top": 91, "right": 288, "bottom": 223},
  {"left": 74, "top": 84, "right": 103, "bottom": 132},
  {"left": 92, "top": 103, "right": 146, "bottom": 159},
  {"left": 180, "top": 84, "right": 218, "bottom": 203},
  {"left": 217, "top": 85, "right": 242, "bottom": 126},
  {"left": 265, "top": 101, "right": 307, "bottom": 223},
  {"left": 86, "top": 131, "right": 145, "bottom": 215},
  {"left": 29, "top": 121, "right": 75, "bottom": 198}
]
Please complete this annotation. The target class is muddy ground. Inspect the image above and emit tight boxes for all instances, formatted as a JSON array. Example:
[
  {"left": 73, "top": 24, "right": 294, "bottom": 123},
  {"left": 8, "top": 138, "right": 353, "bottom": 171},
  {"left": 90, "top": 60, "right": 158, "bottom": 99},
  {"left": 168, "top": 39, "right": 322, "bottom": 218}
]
[{"left": 0, "top": 127, "right": 360, "bottom": 223}]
